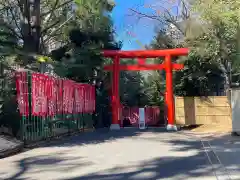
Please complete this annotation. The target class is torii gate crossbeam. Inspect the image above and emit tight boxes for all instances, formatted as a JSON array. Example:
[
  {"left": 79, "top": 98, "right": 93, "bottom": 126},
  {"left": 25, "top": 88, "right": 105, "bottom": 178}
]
[{"left": 103, "top": 48, "right": 189, "bottom": 130}]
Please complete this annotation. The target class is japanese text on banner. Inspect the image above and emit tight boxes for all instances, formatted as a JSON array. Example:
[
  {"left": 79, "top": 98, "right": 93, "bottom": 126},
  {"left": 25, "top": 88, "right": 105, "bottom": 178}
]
[
  {"left": 31, "top": 73, "right": 48, "bottom": 116},
  {"left": 46, "top": 77, "right": 57, "bottom": 116},
  {"left": 63, "top": 80, "right": 74, "bottom": 114},
  {"left": 16, "top": 72, "right": 29, "bottom": 116},
  {"left": 74, "top": 84, "right": 85, "bottom": 113}
]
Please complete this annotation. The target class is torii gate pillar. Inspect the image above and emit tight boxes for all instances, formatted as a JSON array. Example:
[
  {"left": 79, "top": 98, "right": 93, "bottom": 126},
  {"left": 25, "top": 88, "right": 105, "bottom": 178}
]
[
  {"left": 165, "top": 55, "right": 177, "bottom": 131},
  {"left": 110, "top": 56, "right": 121, "bottom": 130}
]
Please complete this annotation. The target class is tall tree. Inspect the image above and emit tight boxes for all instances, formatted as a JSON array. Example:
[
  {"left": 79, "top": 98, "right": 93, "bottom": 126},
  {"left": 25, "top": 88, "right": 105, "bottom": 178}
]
[
  {"left": 50, "top": 0, "right": 119, "bottom": 82},
  {"left": 130, "top": 0, "right": 240, "bottom": 95},
  {"left": 190, "top": 0, "right": 240, "bottom": 91},
  {"left": 0, "top": 0, "right": 75, "bottom": 60}
]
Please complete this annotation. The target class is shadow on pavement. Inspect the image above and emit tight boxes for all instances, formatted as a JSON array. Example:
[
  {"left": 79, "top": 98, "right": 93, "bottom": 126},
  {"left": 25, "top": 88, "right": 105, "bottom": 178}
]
[
  {"left": 41, "top": 128, "right": 167, "bottom": 148},
  {"left": 5, "top": 129, "right": 239, "bottom": 180},
  {"left": 208, "top": 134, "right": 240, "bottom": 178},
  {"left": 64, "top": 155, "right": 213, "bottom": 180},
  {"left": 9, "top": 151, "right": 92, "bottom": 180}
]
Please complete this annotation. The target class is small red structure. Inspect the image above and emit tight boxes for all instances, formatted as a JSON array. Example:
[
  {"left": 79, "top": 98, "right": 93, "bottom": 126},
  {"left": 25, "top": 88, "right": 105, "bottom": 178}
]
[{"left": 103, "top": 48, "right": 189, "bottom": 129}]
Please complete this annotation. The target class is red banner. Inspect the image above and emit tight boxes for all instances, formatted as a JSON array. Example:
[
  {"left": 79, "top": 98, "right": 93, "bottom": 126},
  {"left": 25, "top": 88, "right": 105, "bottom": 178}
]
[
  {"left": 56, "top": 79, "right": 63, "bottom": 114},
  {"left": 74, "top": 84, "right": 79, "bottom": 113},
  {"left": 46, "top": 76, "right": 57, "bottom": 116},
  {"left": 74, "top": 84, "right": 95, "bottom": 113},
  {"left": 74, "top": 84, "right": 85, "bottom": 113},
  {"left": 83, "top": 84, "right": 89, "bottom": 113},
  {"left": 16, "top": 71, "right": 29, "bottom": 116},
  {"left": 28, "top": 73, "right": 96, "bottom": 116},
  {"left": 31, "top": 73, "right": 48, "bottom": 116},
  {"left": 129, "top": 107, "right": 139, "bottom": 126},
  {"left": 90, "top": 86, "right": 95, "bottom": 112},
  {"left": 84, "top": 84, "right": 93, "bottom": 113},
  {"left": 145, "top": 106, "right": 160, "bottom": 126},
  {"left": 63, "top": 80, "right": 74, "bottom": 114}
]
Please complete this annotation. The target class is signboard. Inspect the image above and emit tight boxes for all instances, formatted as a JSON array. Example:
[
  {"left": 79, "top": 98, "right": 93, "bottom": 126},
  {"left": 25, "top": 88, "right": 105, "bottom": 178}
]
[{"left": 139, "top": 108, "right": 146, "bottom": 129}]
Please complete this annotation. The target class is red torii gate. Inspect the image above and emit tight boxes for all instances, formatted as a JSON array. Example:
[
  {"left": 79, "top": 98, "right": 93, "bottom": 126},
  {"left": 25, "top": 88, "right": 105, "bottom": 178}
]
[{"left": 103, "top": 48, "right": 189, "bottom": 130}]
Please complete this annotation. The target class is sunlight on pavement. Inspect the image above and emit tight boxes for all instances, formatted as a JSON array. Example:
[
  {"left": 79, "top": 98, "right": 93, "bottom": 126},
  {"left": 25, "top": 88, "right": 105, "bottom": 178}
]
[{"left": 0, "top": 130, "right": 217, "bottom": 180}]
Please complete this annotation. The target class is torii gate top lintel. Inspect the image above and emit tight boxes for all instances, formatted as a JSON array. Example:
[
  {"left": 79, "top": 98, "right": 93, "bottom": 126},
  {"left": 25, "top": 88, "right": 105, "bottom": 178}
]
[
  {"left": 103, "top": 48, "right": 188, "bottom": 58},
  {"left": 103, "top": 48, "right": 189, "bottom": 130}
]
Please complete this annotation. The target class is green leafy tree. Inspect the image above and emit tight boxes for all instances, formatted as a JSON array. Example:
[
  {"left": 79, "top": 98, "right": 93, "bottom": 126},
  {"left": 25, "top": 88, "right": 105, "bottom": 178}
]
[
  {"left": 188, "top": 0, "right": 240, "bottom": 90},
  {"left": 0, "top": 19, "right": 22, "bottom": 137},
  {"left": 51, "top": 0, "right": 119, "bottom": 82},
  {"left": 119, "top": 59, "right": 149, "bottom": 107},
  {"left": 174, "top": 51, "right": 224, "bottom": 96},
  {"left": 142, "top": 70, "right": 166, "bottom": 106},
  {"left": 132, "top": 0, "right": 240, "bottom": 96},
  {"left": 50, "top": 0, "right": 120, "bottom": 128},
  {"left": 0, "top": 0, "right": 119, "bottom": 132},
  {"left": 0, "top": 0, "right": 85, "bottom": 72}
]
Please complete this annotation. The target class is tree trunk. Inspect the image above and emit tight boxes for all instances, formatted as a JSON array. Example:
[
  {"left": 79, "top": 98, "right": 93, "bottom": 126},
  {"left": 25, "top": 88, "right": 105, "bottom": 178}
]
[
  {"left": 21, "top": 0, "right": 33, "bottom": 53},
  {"left": 21, "top": 0, "right": 41, "bottom": 57},
  {"left": 32, "top": 0, "right": 41, "bottom": 53}
]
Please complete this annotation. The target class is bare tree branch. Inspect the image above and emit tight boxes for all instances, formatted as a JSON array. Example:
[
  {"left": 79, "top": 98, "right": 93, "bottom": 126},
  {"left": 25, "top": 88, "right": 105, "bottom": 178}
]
[
  {"left": 41, "top": 19, "right": 61, "bottom": 35},
  {"left": 43, "top": 14, "right": 74, "bottom": 43},
  {"left": 41, "top": 0, "right": 73, "bottom": 18},
  {"left": 128, "top": 8, "right": 165, "bottom": 24},
  {"left": 0, "top": 19, "right": 22, "bottom": 39},
  {"left": 128, "top": 0, "right": 190, "bottom": 35},
  {"left": 7, "top": 5, "right": 23, "bottom": 38},
  {"left": 41, "top": 0, "right": 60, "bottom": 30},
  {"left": 16, "top": 0, "right": 24, "bottom": 14}
]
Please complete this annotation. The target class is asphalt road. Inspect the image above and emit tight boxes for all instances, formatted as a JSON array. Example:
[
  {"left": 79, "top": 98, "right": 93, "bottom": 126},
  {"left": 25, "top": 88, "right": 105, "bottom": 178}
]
[{"left": 0, "top": 128, "right": 218, "bottom": 180}]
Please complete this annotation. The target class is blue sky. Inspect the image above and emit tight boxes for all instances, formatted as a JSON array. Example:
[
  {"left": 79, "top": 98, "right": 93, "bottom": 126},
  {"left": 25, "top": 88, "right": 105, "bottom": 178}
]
[{"left": 111, "top": 0, "right": 180, "bottom": 50}]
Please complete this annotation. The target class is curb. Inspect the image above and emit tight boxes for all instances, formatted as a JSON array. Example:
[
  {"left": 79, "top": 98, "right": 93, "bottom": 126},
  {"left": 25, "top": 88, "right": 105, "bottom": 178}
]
[
  {"left": 24, "top": 128, "right": 94, "bottom": 149},
  {"left": 0, "top": 143, "right": 24, "bottom": 159},
  {"left": 0, "top": 128, "right": 94, "bottom": 158},
  {"left": 231, "top": 131, "right": 240, "bottom": 136},
  {"left": 0, "top": 135, "right": 24, "bottom": 159}
]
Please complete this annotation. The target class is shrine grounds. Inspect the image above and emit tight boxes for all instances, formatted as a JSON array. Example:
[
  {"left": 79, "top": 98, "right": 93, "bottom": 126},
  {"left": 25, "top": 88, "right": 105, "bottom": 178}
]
[{"left": 1, "top": 128, "right": 239, "bottom": 180}]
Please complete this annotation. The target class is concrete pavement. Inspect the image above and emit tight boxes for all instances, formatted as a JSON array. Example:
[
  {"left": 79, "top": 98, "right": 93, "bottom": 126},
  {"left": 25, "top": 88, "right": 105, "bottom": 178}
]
[
  {"left": 208, "top": 134, "right": 240, "bottom": 180},
  {"left": 0, "top": 129, "right": 218, "bottom": 180}
]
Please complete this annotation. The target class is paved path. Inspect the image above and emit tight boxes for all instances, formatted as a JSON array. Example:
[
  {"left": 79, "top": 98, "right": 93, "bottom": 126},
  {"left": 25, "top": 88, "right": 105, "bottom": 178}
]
[
  {"left": 0, "top": 129, "right": 217, "bottom": 180},
  {"left": 209, "top": 134, "right": 240, "bottom": 180}
]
